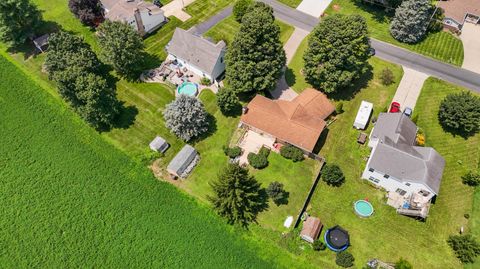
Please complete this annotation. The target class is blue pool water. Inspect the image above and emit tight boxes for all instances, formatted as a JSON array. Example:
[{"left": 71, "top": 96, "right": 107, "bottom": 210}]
[
  {"left": 354, "top": 200, "right": 374, "bottom": 217},
  {"left": 177, "top": 82, "right": 198, "bottom": 97}
]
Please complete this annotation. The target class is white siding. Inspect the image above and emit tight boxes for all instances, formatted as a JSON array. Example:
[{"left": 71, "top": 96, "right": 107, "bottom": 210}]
[{"left": 139, "top": 11, "right": 166, "bottom": 33}]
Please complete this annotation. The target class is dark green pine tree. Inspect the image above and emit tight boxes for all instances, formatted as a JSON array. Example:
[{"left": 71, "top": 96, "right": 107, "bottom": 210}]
[
  {"left": 225, "top": 3, "right": 286, "bottom": 95},
  {"left": 208, "top": 163, "right": 267, "bottom": 227}
]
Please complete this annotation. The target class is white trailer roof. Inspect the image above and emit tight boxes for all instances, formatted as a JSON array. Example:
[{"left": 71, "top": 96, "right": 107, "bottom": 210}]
[{"left": 354, "top": 101, "right": 373, "bottom": 127}]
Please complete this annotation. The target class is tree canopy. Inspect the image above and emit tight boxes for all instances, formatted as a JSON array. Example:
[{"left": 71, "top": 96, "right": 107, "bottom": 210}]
[
  {"left": 163, "top": 95, "right": 210, "bottom": 142},
  {"left": 447, "top": 234, "right": 480, "bottom": 263},
  {"left": 225, "top": 3, "right": 286, "bottom": 95},
  {"left": 0, "top": 0, "right": 42, "bottom": 48},
  {"left": 68, "top": 0, "right": 104, "bottom": 27},
  {"left": 303, "top": 14, "right": 371, "bottom": 93},
  {"left": 438, "top": 91, "right": 480, "bottom": 135},
  {"left": 216, "top": 87, "right": 240, "bottom": 116},
  {"left": 389, "top": 0, "right": 432, "bottom": 44},
  {"left": 321, "top": 164, "right": 345, "bottom": 187},
  {"left": 45, "top": 31, "right": 120, "bottom": 130},
  {"left": 208, "top": 163, "right": 267, "bottom": 227},
  {"left": 233, "top": 0, "right": 253, "bottom": 22},
  {"left": 97, "top": 20, "right": 145, "bottom": 80}
]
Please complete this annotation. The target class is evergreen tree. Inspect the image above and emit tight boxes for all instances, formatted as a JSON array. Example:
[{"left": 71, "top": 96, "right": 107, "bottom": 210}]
[
  {"left": 163, "top": 95, "right": 210, "bottom": 141},
  {"left": 225, "top": 3, "right": 286, "bottom": 94},
  {"left": 447, "top": 234, "right": 480, "bottom": 263},
  {"left": 389, "top": 0, "right": 432, "bottom": 44},
  {"left": 0, "top": 0, "right": 42, "bottom": 48},
  {"left": 233, "top": 0, "right": 253, "bottom": 22},
  {"left": 97, "top": 20, "right": 145, "bottom": 79},
  {"left": 303, "top": 14, "right": 370, "bottom": 93},
  {"left": 208, "top": 163, "right": 267, "bottom": 227},
  {"left": 68, "top": 0, "right": 104, "bottom": 27}
]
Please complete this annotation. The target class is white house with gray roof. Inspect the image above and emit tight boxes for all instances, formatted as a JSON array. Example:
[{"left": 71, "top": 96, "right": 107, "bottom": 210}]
[
  {"left": 362, "top": 113, "right": 445, "bottom": 218},
  {"left": 101, "top": 0, "right": 166, "bottom": 36},
  {"left": 166, "top": 28, "right": 226, "bottom": 82}
]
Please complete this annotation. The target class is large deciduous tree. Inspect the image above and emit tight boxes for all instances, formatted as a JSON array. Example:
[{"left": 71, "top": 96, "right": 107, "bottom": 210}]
[
  {"left": 303, "top": 14, "right": 370, "bottom": 93},
  {"left": 233, "top": 0, "right": 253, "bottom": 22},
  {"left": 45, "top": 31, "right": 120, "bottom": 130},
  {"left": 97, "top": 20, "right": 145, "bottom": 79},
  {"left": 216, "top": 87, "right": 240, "bottom": 115},
  {"left": 389, "top": 0, "right": 432, "bottom": 44},
  {"left": 225, "top": 3, "right": 286, "bottom": 95},
  {"left": 0, "top": 0, "right": 42, "bottom": 48},
  {"left": 208, "top": 163, "right": 267, "bottom": 227},
  {"left": 68, "top": 0, "right": 104, "bottom": 27},
  {"left": 438, "top": 91, "right": 480, "bottom": 135},
  {"left": 163, "top": 95, "right": 210, "bottom": 141}
]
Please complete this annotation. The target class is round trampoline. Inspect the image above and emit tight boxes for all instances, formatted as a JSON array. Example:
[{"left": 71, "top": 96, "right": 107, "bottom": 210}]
[
  {"left": 324, "top": 225, "right": 350, "bottom": 252},
  {"left": 354, "top": 200, "right": 374, "bottom": 217},
  {"left": 177, "top": 82, "right": 198, "bottom": 97}
]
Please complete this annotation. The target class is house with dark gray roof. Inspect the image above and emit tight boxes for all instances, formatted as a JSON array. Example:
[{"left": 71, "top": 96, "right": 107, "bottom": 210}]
[
  {"left": 362, "top": 113, "right": 445, "bottom": 218},
  {"left": 166, "top": 28, "right": 226, "bottom": 82},
  {"left": 167, "top": 145, "right": 199, "bottom": 179}
]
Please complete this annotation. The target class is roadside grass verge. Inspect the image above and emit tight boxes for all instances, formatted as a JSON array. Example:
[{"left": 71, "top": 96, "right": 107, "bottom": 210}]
[
  {"left": 325, "top": 0, "right": 464, "bottom": 66},
  {"left": 204, "top": 15, "right": 295, "bottom": 45},
  {"left": 277, "top": 0, "right": 303, "bottom": 8}
]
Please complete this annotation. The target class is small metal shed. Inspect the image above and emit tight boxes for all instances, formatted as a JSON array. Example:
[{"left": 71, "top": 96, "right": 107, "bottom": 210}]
[
  {"left": 149, "top": 136, "right": 169, "bottom": 153},
  {"left": 167, "top": 145, "right": 198, "bottom": 178}
]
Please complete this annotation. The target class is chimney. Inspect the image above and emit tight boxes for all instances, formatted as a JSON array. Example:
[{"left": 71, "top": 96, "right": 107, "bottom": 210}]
[{"left": 242, "top": 107, "right": 249, "bottom": 114}]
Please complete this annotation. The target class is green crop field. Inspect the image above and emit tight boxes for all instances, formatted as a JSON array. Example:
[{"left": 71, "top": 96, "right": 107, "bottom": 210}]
[{"left": 0, "top": 54, "right": 309, "bottom": 268}]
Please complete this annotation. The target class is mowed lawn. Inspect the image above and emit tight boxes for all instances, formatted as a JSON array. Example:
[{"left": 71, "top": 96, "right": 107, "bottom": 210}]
[
  {"left": 325, "top": 0, "right": 464, "bottom": 66},
  {"left": 304, "top": 77, "right": 479, "bottom": 268},
  {"left": 204, "top": 15, "right": 295, "bottom": 45},
  {"left": 278, "top": 0, "right": 303, "bottom": 8},
  {"left": 0, "top": 54, "right": 285, "bottom": 268}
]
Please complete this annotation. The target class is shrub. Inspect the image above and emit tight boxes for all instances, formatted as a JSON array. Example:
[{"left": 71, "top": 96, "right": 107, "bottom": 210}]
[
  {"left": 380, "top": 68, "right": 394, "bottom": 85},
  {"left": 312, "top": 240, "right": 326, "bottom": 251},
  {"left": 280, "top": 145, "right": 304, "bottom": 162},
  {"left": 68, "top": 0, "right": 104, "bottom": 27},
  {"left": 438, "top": 91, "right": 480, "bottom": 135},
  {"left": 216, "top": 87, "right": 240, "bottom": 115},
  {"left": 447, "top": 234, "right": 480, "bottom": 263},
  {"left": 462, "top": 171, "right": 480, "bottom": 187},
  {"left": 223, "top": 146, "right": 242, "bottom": 159},
  {"left": 394, "top": 258, "right": 413, "bottom": 269},
  {"left": 259, "top": 146, "right": 270, "bottom": 157},
  {"left": 336, "top": 251, "right": 355, "bottom": 268},
  {"left": 266, "top": 181, "right": 288, "bottom": 205},
  {"left": 200, "top": 77, "right": 211, "bottom": 85},
  {"left": 416, "top": 133, "right": 425, "bottom": 146},
  {"left": 248, "top": 152, "right": 268, "bottom": 169},
  {"left": 322, "top": 164, "right": 345, "bottom": 187},
  {"left": 335, "top": 102, "right": 344, "bottom": 114}
]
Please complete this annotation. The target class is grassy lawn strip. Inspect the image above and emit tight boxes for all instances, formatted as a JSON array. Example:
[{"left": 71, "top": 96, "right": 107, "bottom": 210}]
[
  {"left": 277, "top": 0, "right": 303, "bottom": 8},
  {"left": 285, "top": 36, "right": 310, "bottom": 93},
  {"left": 0, "top": 54, "right": 283, "bottom": 268},
  {"left": 204, "top": 15, "right": 295, "bottom": 45},
  {"left": 325, "top": 0, "right": 464, "bottom": 66}
]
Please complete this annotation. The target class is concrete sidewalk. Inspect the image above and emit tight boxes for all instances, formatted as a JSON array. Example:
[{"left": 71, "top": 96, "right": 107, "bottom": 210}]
[
  {"left": 296, "top": 0, "right": 332, "bottom": 18},
  {"left": 392, "top": 67, "right": 429, "bottom": 111},
  {"left": 161, "top": 0, "right": 196, "bottom": 21}
]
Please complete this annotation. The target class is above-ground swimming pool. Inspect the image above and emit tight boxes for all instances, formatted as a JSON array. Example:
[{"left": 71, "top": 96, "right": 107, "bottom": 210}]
[
  {"left": 177, "top": 82, "right": 198, "bottom": 97},
  {"left": 354, "top": 200, "right": 374, "bottom": 217}
]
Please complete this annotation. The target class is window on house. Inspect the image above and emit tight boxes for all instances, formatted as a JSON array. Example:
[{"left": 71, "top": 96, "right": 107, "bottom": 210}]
[
  {"left": 395, "top": 188, "right": 407, "bottom": 196},
  {"left": 368, "top": 168, "right": 374, "bottom": 172},
  {"left": 405, "top": 183, "right": 411, "bottom": 186},
  {"left": 383, "top": 174, "right": 390, "bottom": 179}
]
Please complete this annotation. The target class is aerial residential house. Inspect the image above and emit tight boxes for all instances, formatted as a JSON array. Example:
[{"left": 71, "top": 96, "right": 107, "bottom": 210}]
[
  {"left": 240, "top": 88, "right": 335, "bottom": 155},
  {"left": 300, "top": 217, "right": 323, "bottom": 243},
  {"left": 437, "top": 0, "right": 480, "bottom": 32},
  {"left": 166, "top": 28, "right": 227, "bottom": 83},
  {"left": 362, "top": 113, "right": 445, "bottom": 218},
  {"left": 101, "top": 0, "right": 166, "bottom": 36},
  {"left": 167, "top": 145, "right": 199, "bottom": 179}
]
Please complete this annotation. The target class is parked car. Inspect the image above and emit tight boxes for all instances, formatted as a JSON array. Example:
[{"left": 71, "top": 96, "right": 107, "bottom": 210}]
[
  {"left": 403, "top": 107, "right": 413, "bottom": 117},
  {"left": 389, "top": 102, "right": 401, "bottom": 113}
]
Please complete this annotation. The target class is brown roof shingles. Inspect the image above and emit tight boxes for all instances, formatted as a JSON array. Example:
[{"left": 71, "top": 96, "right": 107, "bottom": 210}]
[
  {"left": 241, "top": 89, "right": 334, "bottom": 152},
  {"left": 437, "top": 0, "right": 480, "bottom": 24}
]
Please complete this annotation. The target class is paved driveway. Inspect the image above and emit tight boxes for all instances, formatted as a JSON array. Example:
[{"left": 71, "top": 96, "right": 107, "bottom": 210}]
[
  {"left": 461, "top": 23, "right": 480, "bottom": 74},
  {"left": 161, "top": 0, "right": 196, "bottom": 21},
  {"left": 296, "top": 0, "right": 332, "bottom": 18},
  {"left": 391, "top": 67, "right": 429, "bottom": 111}
]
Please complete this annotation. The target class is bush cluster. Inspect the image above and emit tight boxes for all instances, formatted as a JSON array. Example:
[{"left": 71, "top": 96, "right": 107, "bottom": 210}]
[
  {"left": 438, "top": 91, "right": 480, "bottom": 135},
  {"left": 447, "top": 234, "right": 480, "bottom": 263},
  {"left": 462, "top": 171, "right": 480, "bottom": 187},
  {"left": 266, "top": 181, "right": 288, "bottom": 205},
  {"left": 322, "top": 164, "right": 345, "bottom": 187},
  {"left": 248, "top": 147, "right": 270, "bottom": 169},
  {"left": 223, "top": 146, "right": 242, "bottom": 159},
  {"left": 380, "top": 67, "right": 394, "bottom": 85},
  {"left": 312, "top": 240, "right": 326, "bottom": 251},
  {"left": 280, "top": 145, "right": 304, "bottom": 162},
  {"left": 336, "top": 251, "right": 354, "bottom": 268}
]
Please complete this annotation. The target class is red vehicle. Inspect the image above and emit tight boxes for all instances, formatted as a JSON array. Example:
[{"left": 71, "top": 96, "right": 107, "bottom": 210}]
[{"left": 389, "top": 102, "right": 401, "bottom": 113}]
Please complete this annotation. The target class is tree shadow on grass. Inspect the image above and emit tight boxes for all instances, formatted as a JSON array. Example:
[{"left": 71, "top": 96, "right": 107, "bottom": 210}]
[
  {"left": 113, "top": 104, "right": 139, "bottom": 130},
  {"left": 326, "top": 63, "right": 373, "bottom": 101},
  {"left": 351, "top": 1, "right": 392, "bottom": 24},
  {"left": 273, "top": 191, "right": 290, "bottom": 206},
  {"left": 438, "top": 120, "right": 478, "bottom": 140},
  {"left": 191, "top": 113, "right": 218, "bottom": 144}
]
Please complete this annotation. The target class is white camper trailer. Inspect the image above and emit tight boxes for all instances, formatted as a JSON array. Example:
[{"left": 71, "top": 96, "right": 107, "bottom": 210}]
[{"left": 353, "top": 101, "right": 373, "bottom": 130}]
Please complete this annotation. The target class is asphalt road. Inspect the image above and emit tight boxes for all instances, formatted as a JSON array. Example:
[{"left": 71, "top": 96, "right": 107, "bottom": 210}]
[{"left": 259, "top": 0, "right": 480, "bottom": 92}]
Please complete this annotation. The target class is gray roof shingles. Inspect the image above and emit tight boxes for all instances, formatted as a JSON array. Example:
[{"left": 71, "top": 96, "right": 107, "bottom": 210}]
[
  {"left": 369, "top": 113, "right": 445, "bottom": 194},
  {"left": 166, "top": 28, "right": 226, "bottom": 77},
  {"left": 167, "top": 145, "right": 197, "bottom": 175}
]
